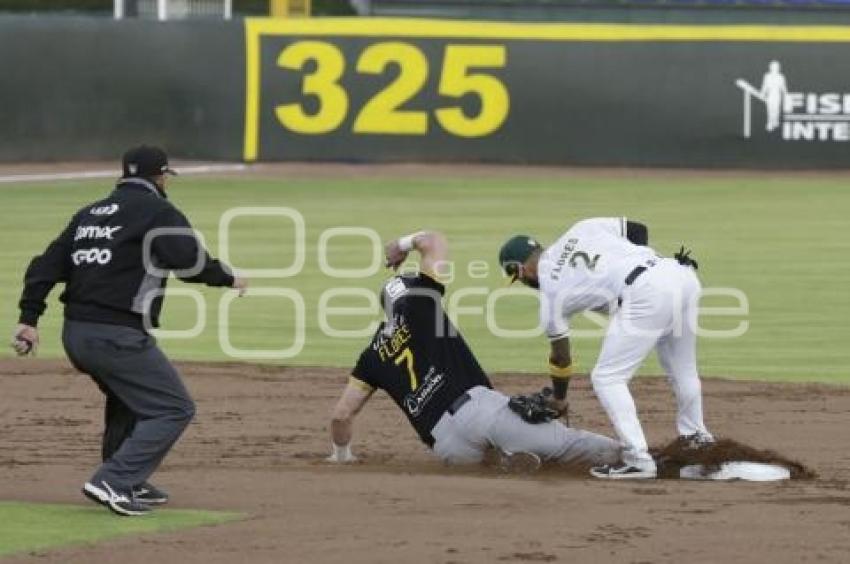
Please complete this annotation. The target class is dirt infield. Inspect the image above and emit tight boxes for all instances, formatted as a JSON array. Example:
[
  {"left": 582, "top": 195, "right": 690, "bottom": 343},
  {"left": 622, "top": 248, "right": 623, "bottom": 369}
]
[{"left": 1, "top": 359, "right": 849, "bottom": 563}]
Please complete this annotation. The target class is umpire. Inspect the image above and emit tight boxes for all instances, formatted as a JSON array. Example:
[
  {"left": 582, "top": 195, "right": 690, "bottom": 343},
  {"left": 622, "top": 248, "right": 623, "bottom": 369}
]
[{"left": 11, "top": 145, "right": 247, "bottom": 516}]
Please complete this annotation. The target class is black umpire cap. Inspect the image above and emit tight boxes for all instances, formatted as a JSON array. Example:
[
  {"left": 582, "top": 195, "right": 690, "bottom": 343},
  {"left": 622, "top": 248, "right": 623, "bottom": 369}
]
[{"left": 122, "top": 145, "right": 178, "bottom": 179}]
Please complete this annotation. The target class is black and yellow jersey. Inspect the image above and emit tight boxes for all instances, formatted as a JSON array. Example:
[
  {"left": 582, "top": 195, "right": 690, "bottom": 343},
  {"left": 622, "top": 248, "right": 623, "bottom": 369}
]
[{"left": 351, "top": 273, "right": 492, "bottom": 446}]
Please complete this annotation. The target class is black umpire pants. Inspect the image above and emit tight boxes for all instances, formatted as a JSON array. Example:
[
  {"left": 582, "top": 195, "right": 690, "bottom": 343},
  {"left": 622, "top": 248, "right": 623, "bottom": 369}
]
[
  {"left": 91, "top": 379, "right": 136, "bottom": 462},
  {"left": 62, "top": 320, "right": 195, "bottom": 491}
]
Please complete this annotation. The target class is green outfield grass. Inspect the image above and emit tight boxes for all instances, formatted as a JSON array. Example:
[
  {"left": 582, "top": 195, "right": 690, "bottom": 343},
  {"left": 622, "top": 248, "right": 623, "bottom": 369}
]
[
  {"left": 1, "top": 171, "right": 847, "bottom": 382},
  {"left": 0, "top": 501, "right": 241, "bottom": 556}
]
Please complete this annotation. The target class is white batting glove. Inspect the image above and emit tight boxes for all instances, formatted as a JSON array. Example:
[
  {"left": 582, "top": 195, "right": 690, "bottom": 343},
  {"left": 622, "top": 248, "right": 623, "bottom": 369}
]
[{"left": 326, "top": 443, "right": 357, "bottom": 463}]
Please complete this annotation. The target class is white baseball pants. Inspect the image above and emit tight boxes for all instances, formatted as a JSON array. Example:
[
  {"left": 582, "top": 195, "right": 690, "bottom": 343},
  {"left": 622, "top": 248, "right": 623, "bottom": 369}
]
[
  {"left": 591, "top": 258, "right": 713, "bottom": 470},
  {"left": 431, "top": 386, "right": 620, "bottom": 467}
]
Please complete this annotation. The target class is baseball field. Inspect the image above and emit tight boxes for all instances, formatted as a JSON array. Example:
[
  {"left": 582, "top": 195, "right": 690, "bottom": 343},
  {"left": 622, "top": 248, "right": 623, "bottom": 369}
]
[{"left": 1, "top": 163, "right": 849, "bottom": 563}]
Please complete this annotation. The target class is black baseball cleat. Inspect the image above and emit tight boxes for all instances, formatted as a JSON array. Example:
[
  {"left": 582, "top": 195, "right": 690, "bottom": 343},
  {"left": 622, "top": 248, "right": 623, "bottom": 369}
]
[
  {"left": 133, "top": 482, "right": 169, "bottom": 505},
  {"left": 590, "top": 462, "right": 657, "bottom": 480},
  {"left": 82, "top": 480, "right": 151, "bottom": 516}
]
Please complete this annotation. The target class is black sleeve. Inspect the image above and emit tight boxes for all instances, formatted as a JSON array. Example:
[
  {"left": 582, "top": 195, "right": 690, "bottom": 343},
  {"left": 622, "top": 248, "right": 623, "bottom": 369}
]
[
  {"left": 626, "top": 220, "right": 649, "bottom": 246},
  {"left": 351, "top": 350, "right": 379, "bottom": 390},
  {"left": 18, "top": 218, "right": 76, "bottom": 327},
  {"left": 151, "top": 205, "right": 235, "bottom": 287}
]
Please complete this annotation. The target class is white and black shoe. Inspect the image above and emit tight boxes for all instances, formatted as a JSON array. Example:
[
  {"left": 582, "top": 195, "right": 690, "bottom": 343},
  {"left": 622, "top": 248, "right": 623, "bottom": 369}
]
[
  {"left": 133, "top": 482, "right": 169, "bottom": 505},
  {"left": 677, "top": 432, "right": 715, "bottom": 450},
  {"left": 590, "top": 462, "right": 657, "bottom": 480},
  {"left": 82, "top": 480, "right": 151, "bottom": 516}
]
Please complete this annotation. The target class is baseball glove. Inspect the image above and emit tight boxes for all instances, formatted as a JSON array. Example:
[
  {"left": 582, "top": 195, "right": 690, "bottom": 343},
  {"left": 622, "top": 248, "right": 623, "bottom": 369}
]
[
  {"left": 508, "top": 388, "right": 564, "bottom": 424},
  {"left": 673, "top": 246, "right": 699, "bottom": 270}
]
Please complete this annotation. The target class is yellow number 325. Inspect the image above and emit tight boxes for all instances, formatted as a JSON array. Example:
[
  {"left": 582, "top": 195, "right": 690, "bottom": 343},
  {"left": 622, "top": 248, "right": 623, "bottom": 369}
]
[{"left": 274, "top": 41, "right": 509, "bottom": 138}]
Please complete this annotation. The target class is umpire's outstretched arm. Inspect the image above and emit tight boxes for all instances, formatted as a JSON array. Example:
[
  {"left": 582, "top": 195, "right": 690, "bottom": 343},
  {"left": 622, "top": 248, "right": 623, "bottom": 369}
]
[{"left": 150, "top": 206, "right": 234, "bottom": 287}]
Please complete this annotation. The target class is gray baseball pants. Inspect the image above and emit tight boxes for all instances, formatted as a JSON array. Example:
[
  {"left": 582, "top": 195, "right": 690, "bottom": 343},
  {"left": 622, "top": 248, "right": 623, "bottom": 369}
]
[
  {"left": 62, "top": 320, "right": 195, "bottom": 491},
  {"left": 431, "top": 386, "right": 620, "bottom": 467}
]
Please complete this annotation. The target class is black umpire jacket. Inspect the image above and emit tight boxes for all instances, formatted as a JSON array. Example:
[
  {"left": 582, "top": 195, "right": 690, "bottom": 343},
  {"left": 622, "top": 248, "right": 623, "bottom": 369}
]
[{"left": 18, "top": 177, "right": 234, "bottom": 331}]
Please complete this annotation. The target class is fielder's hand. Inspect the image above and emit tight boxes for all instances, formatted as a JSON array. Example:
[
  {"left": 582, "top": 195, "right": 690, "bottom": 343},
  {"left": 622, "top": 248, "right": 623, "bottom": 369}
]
[
  {"left": 326, "top": 443, "right": 358, "bottom": 464},
  {"left": 384, "top": 240, "right": 408, "bottom": 270},
  {"left": 10, "top": 324, "right": 39, "bottom": 357},
  {"left": 232, "top": 276, "right": 248, "bottom": 297},
  {"left": 547, "top": 396, "right": 570, "bottom": 427}
]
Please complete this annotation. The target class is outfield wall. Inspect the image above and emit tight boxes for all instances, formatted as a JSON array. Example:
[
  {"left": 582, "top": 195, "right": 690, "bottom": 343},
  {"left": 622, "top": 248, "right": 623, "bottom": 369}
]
[
  {"left": 0, "top": 17, "right": 244, "bottom": 161},
  {"left": 3, "top": 17, "right": 850, "bottom": 168}
]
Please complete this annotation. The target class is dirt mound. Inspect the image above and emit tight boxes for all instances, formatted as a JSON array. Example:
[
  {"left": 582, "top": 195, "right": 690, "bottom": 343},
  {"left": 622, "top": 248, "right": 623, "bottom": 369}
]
[{"left": 653, "top": 437, "right": 816, "bottom": 480}]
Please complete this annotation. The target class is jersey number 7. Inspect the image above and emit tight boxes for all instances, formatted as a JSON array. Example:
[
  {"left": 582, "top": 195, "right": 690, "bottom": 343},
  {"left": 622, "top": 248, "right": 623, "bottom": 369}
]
[{"left": 394, "top": 347, "right": 419, "bottom": 390}]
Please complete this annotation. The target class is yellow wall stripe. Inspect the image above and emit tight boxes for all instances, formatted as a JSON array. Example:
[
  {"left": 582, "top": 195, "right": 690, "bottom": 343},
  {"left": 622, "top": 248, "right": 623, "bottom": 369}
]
[
  {"left": 243, "top": 20, "right": 262, "bottom": 162},
  {"left": 246, "top": 17, "right": 850, "bottom": 43}
]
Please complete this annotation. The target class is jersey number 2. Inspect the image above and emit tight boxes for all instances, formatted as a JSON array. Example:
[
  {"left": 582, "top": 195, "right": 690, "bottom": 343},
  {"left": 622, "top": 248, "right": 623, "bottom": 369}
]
[
  {"left": 569, "top": 251, "right": 600, "bottom": 271},
  {"left": 394, "top": 348, "right": 419, "bottom": 390}
]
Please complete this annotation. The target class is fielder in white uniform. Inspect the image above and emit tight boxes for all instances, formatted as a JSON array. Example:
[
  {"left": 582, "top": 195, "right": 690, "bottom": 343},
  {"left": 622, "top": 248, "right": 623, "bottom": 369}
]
[{"left": 499, "top": 218, "right": 713, "bottom": 479}]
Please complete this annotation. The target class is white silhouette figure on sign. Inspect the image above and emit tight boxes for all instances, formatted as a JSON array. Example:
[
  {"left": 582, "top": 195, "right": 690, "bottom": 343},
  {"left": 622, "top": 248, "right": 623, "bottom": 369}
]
[
  {"left": 760, "top": 61, "right": 788, "bottom": 132},
  {"left": 735, "top": 61, "right": 789, "bottom": 138}
]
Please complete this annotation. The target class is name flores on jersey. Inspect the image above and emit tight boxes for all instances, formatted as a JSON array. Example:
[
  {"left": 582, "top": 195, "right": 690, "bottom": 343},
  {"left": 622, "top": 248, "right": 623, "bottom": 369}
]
[
  {"left": 550, "top": 237, "right": 580, "bottom": 280},
  {"left": 376, "top": 319, "right": 412, "bottom": 362}
]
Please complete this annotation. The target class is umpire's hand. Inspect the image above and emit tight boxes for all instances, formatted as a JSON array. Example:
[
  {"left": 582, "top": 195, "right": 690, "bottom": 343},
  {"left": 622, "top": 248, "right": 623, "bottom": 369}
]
[{"left": 10, "top": 324, "right": 39, "bottom": 357}]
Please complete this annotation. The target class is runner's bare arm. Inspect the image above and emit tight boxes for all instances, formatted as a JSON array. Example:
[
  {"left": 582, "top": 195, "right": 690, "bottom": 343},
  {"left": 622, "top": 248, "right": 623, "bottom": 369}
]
[
  {"left": 385, "top": 231, "right": 449, "bottom": 278},
  {"left": 328, "top": 381, "right": 373, "bottom": 462}
]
